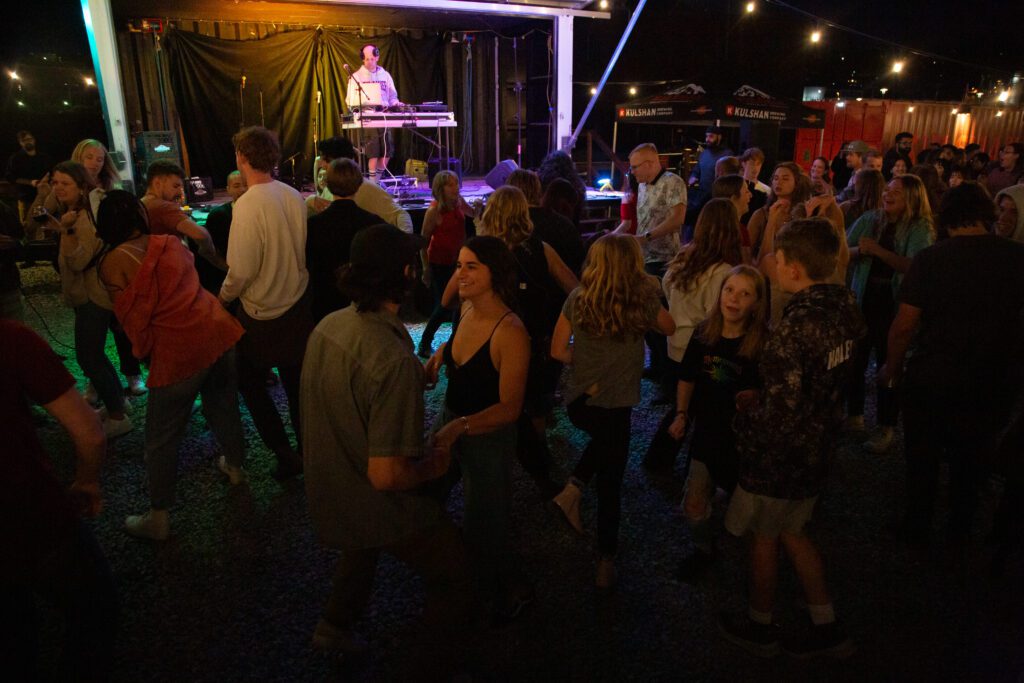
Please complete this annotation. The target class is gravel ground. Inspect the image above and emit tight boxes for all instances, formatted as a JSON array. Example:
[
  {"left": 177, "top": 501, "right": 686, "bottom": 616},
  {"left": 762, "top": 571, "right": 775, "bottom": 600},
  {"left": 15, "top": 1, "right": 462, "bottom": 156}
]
[{"left": 18, "top": 263, "right": 1024, "bottom": 682}]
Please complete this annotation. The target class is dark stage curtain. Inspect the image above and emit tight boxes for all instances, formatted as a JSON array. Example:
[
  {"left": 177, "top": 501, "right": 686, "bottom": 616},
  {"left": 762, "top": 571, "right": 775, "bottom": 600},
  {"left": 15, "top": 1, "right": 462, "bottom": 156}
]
[
  {"left": 165, "top": 29, "right": 320, "bottom": 183},
  {"left": 164, "top": 28, "right": 446, "bottom": 184}
]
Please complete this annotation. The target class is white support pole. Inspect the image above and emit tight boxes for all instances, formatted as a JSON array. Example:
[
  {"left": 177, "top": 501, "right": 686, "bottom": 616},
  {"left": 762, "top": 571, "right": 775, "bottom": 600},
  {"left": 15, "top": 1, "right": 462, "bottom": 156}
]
[
  {"left": 81, "top": 0, "right": 134, "bottom": 187},
  {"left": 553, "top": 14, "right": 574, "bottom": 151}
]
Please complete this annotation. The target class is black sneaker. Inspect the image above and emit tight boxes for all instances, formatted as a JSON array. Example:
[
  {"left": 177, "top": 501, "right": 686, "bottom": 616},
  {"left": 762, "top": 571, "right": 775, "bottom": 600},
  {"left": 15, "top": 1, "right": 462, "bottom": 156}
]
[
  {"left": 717, "top": 611, "right": 780, "bottom": 658},
  {"left": 674, "top": 549, "right": 714, "bottom": 583},
  {"left": 782, "top": 621, "right": 856, "bottom": 659}
]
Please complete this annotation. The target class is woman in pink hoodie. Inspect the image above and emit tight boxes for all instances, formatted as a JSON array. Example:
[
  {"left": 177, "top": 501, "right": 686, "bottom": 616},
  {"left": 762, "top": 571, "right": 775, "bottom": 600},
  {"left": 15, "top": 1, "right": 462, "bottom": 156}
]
[{"left": 95, "top": 190, "right": 246, "bottom": 540}]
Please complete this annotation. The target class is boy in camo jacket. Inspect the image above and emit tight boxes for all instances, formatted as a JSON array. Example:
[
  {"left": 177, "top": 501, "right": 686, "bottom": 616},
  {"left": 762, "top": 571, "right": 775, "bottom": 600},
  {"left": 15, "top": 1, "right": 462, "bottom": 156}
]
[{"left": 718, "top": 218, "right": 866, "bottom": 660}]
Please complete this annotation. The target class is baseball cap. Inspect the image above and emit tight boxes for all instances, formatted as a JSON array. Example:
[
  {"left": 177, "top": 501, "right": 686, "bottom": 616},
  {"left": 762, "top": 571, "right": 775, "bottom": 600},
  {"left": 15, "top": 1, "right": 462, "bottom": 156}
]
[
  {"left": 349, "top": 224, "right": 427, "bottom": 276},
  {"left": 843, "top": 140, "right": 870, "bottom": 155}
]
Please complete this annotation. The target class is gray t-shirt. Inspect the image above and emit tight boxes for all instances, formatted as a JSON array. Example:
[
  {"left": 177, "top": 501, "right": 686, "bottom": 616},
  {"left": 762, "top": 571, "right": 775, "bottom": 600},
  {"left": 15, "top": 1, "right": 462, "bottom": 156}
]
[
  {"left": 302, "top": 305, "right": 443, "bottom": 550},
  {"left": 562, "top": 287, "right": 662, "bottom": 409}
]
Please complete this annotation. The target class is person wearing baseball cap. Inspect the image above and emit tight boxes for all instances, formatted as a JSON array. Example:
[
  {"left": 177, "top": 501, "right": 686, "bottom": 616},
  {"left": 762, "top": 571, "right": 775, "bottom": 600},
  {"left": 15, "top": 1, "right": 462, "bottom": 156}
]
[
  {"left": 688, "top": 125, "right": 734, "bottom": 220},
  {"left": 301, "top": 223, "right": 473, "bottom": 675},
  {"left": 836, "top": 141, "right": 871, "bottom": 202}
]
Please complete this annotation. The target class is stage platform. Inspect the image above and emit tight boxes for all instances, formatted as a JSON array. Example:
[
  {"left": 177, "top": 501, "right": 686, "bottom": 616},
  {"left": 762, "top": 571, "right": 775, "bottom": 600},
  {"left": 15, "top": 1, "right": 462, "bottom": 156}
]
[{"left": 189, "top": 176, "right": 625, "bottom": 235}]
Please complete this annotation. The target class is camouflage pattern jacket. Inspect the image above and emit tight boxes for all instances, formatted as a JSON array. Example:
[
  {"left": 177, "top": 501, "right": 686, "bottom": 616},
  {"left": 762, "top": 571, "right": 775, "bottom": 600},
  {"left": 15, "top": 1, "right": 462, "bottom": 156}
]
[{"left": 736, "top": 284, "right": 866, "bottom": 499}]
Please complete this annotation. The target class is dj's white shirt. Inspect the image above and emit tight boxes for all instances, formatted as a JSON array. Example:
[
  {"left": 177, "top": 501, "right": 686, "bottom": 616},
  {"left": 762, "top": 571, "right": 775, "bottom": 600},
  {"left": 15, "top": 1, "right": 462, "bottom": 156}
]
[{"left": 346, "top": 65, "right": 400, "bottom": 108}]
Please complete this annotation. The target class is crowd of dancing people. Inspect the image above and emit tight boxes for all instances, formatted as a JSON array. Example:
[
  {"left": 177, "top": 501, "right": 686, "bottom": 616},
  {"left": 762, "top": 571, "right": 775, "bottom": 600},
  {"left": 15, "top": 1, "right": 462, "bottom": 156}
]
[{"left": 4, "top": 124, "right": 1024, "bottom": 678}]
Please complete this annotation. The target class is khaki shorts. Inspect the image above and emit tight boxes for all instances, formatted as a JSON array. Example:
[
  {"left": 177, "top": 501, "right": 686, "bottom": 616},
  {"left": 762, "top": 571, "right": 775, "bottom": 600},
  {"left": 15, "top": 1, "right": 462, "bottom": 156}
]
[{"left": 724, "top": 485, "right": 817, "bottom": 539}]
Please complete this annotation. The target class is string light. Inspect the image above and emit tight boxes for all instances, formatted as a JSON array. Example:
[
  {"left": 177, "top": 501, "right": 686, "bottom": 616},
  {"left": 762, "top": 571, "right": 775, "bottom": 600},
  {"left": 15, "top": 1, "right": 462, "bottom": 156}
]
[
  {"left": 745, "top": 2, "right": 756, "bottom": 14},
  {"left": 589, "top": 87, "right": 597, "bottom": 95},
  {"left": 7, "top": 70, "right": 18, "bottom": 80},
  {"left": 628, "top": 86, "right": 637, "bottom": 95},
  {"left": 810, "top": 30, "right": 821, "bottom": 43},
  {"left": 998, "top": 90, "right": 1009, "bottom": 102},
  {"left": 84, "top": 76, "right": 95, "bottom": 86},
  {"left": 836, "top": 100, "right": 846, "bottom": 108},
  {"left": 599, "top": 0, "right": 609, "bottom": 9},
  {"left": 907, "top": 106, "right": 915, "bottom": 113},
  {"left": 879, "top": 87, "right": 889, "bottom": 95},
  {"left": 891, "top": 61, "right": 904, "bottom": 74},
  {"left": 996, "top": 111, "right": 1004, "bottom": 117},
  {"left": 950, "top": 108, "right": 958, "bottom": 114}
]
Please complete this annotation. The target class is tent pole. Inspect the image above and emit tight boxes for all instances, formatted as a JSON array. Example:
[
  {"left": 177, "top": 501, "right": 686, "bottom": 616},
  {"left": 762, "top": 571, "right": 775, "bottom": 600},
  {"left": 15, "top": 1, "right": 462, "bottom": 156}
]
[
  {"left": 611, "top": 119, "right": 619, "bottom": 186},
  {"left": 564, "top": 0, "right": 648, "bottom": 151}
]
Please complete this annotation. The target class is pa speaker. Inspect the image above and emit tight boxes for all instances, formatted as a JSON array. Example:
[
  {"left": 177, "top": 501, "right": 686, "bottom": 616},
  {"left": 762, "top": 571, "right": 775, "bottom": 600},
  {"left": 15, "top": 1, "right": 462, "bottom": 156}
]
[{"left": 485, "top": 159, "right": 518, "bottom": 190}]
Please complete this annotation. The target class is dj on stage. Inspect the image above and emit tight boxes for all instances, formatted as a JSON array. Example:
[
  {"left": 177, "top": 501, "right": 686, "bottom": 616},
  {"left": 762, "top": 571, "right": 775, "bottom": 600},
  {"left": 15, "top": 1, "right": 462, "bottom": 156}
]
[{"left": 346, "top": 43, "right": 405, "bottom": 181}]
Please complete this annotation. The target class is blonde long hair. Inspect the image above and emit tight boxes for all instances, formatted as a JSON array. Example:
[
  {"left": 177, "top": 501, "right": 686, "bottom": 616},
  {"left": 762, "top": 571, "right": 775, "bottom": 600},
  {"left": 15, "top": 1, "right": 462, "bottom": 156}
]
[
  {"left": 574, "top": 233, "right": 661, "bottom": 339},
  {"left": 696, "top": 265, "right": 768, "bottom": 359},
  {"left": 71, "top": 139, "right": 121, "bottom": 192},
  {"left": 431, "top": 170, "right": 460, "bottom": 212},
  {"left": 480, "top": 186, "right": 533, "bottom": 249}
]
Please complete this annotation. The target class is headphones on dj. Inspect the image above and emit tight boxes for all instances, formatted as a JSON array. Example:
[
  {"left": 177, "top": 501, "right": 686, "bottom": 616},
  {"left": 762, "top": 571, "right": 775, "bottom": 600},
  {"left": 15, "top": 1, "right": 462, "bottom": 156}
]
[{"left": 361, "top": 44, "right": 380, "bottom": 60}]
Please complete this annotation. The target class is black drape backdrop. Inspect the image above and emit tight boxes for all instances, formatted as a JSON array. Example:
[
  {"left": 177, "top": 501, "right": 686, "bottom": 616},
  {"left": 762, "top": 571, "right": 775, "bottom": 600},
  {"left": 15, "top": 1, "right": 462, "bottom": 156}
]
[{"left": 164, "top": 28, "right": 446, "bottom": 184}]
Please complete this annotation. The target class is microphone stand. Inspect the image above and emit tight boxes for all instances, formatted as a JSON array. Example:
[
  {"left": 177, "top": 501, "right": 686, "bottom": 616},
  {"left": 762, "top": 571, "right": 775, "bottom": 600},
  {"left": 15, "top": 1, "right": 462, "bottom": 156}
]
[{"left": 344, "top": 63, "right": 372, "bottom": 174}]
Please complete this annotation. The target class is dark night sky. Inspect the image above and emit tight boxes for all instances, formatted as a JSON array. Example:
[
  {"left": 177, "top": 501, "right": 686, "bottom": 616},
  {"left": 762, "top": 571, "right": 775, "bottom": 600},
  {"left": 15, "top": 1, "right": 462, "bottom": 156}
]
[{"left": 1, "top": 0, "right": 1021, "bottom": 157}]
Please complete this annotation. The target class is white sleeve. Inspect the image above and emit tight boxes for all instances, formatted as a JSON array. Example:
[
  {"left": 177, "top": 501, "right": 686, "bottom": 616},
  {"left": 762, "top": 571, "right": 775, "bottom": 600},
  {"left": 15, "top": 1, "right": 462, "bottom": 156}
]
[
  {"left": 385, "top": 71, "right": 400, "bottom": 107},
  {"left": 219, "top": 200, "right": 260, "bottom": 302}
]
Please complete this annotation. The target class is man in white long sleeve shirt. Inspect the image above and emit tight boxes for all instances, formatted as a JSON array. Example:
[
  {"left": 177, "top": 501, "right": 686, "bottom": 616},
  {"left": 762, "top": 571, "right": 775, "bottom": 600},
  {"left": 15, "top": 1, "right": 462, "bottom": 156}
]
[{"left": 219, "top": 126, "right": 311, "bottom": 480}]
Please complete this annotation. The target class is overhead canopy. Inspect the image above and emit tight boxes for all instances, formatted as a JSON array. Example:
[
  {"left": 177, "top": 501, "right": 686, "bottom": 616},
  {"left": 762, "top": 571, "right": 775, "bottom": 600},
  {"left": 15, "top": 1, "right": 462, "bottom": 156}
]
[{"left": 616, "top": 82, "right": 825, "bottom": 129}]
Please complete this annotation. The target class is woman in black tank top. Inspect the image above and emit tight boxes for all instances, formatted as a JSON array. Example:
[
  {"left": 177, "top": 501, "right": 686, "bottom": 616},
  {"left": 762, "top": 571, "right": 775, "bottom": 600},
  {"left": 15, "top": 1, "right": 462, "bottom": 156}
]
[{"left": 424, "top": 236, "right": 533, "bottom": 618}]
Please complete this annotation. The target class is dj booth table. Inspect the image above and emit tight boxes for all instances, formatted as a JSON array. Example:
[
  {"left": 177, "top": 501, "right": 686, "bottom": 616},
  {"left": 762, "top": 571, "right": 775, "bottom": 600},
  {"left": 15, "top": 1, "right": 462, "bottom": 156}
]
[{"left": 341, "top": 109, "right": 459, "bottom": 174}]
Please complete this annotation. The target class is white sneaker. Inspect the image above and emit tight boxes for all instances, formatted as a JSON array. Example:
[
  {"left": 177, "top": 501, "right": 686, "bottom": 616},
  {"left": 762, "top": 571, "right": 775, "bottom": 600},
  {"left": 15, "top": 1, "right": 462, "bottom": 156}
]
[
  {"left": 863, "top": 427, "right": 894, "bottom": 454},
  {"left": 552, "top": 481, "right": 584, "bottom": 534},
  {"left": 126, "top": 375, "right": 148, "bottom": 396},
  {"left": 103, "top": 414, "right": 134, "bottom": 439},
  {"left": 83, "top": 382, "right": 99, "bottom": 406},
  {"left": 125, "top": 509, "right": 169, "bottom": 540},
  {"left": 96, "top": 396, "right": 132, "bottom": 420},
  {"left": 217, "top": 456, "right": 247, "bottom": 485}
]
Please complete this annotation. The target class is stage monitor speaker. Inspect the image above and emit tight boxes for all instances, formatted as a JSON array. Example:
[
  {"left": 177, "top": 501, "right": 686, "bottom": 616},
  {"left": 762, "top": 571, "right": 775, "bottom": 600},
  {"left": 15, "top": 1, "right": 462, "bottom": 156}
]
[
  {"left": 186, "top": 176, "right": 214, "bottom": 206},
  {"left": 405, "top": 159, "right": 428, "bottom": 182},
  {"left": 427, "top": 158, "right": 462, "bottom": 187},
  {"left": 485, "top": 159, "right": 518, "bottom": 190}
]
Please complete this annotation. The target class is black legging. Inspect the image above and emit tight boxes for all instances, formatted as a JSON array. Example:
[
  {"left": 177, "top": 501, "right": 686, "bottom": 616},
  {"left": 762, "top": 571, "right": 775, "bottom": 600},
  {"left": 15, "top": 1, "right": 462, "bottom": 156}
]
[
  {"left": 848, "top": 281, "right": 898, "bottom": 426},
  {"left": 566, "top": 395, "right": 632, "bottom": 557}
]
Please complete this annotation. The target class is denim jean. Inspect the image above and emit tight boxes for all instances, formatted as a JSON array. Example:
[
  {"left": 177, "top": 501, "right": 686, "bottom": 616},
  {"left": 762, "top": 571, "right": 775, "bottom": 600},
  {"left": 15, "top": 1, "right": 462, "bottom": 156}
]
[
  {"left": 73, "top": 301, "right": 125, "bottom": 413},
  {"left": 145, "top": 348, "right": 246, "bottom": 509},
  {"left": 430, "top": 406, "right": 517, "bottom": 594},
  {"left": 567, "top": 395, "right": 633, "bottom": 557}
]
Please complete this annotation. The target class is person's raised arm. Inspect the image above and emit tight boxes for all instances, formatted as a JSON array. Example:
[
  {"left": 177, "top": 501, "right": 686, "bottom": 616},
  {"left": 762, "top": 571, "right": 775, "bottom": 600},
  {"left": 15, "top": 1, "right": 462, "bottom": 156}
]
[{"left": 176, "top": 218, "right": 228, "bottom": 271}]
